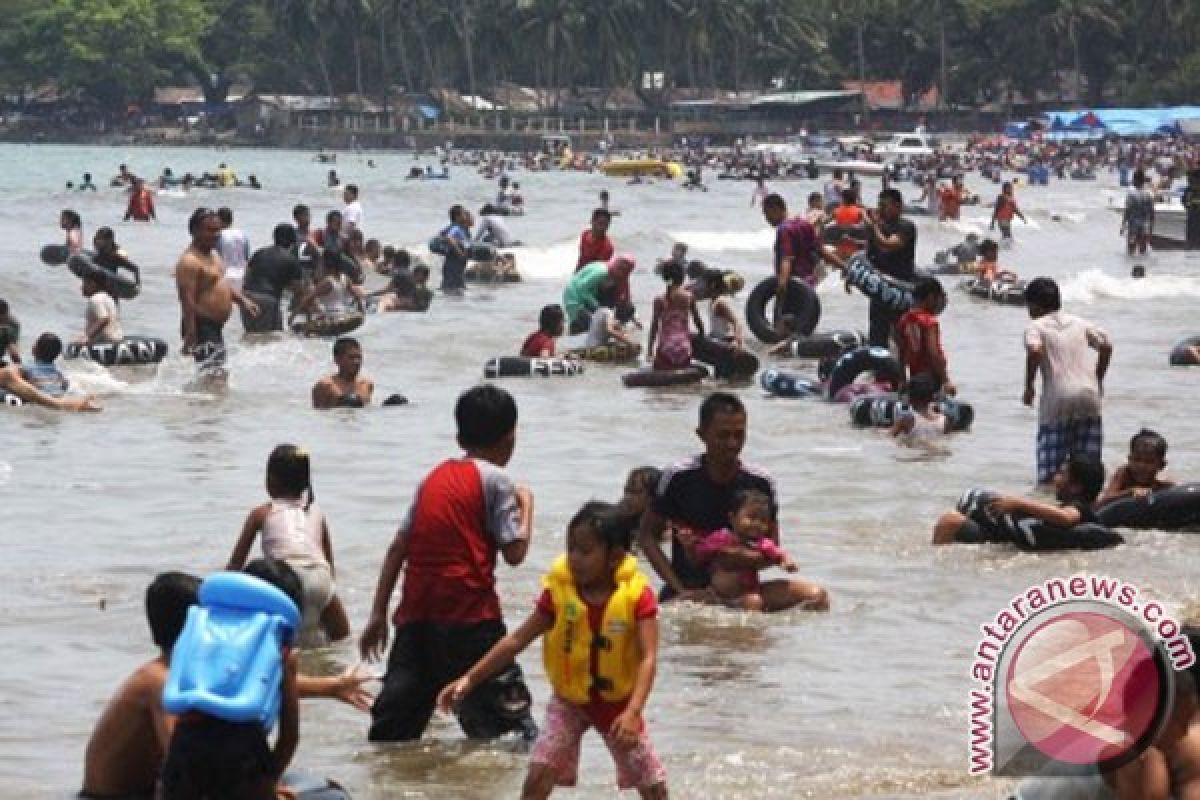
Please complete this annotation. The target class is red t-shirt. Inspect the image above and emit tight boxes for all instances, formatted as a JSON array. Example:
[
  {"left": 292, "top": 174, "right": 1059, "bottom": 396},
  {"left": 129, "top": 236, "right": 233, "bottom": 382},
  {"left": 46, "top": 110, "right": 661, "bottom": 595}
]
[
  {"left": 535, "top": 585, "right": 657, "bottom": 731},
  {"left": 396, "top": 459, "right": 521, "bottom": 626},
  {"left": 896, "top": 308, "right": 943, "bottom": 379},
  {"left": 775, "top": 217, "right": 819, "bottom": 285},
  {"left": 520, "top": 331, "right": 555, "bottom": 358},
  {"left": 576, "top": 230, "right": 614, "bottom": 271}
]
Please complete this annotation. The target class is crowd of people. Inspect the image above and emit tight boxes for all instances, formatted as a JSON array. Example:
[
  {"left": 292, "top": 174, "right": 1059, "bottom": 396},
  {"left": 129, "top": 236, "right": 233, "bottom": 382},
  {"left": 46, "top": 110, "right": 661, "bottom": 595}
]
[{"left": 3, "top": 144, "right": 1197, "bottom": 798}]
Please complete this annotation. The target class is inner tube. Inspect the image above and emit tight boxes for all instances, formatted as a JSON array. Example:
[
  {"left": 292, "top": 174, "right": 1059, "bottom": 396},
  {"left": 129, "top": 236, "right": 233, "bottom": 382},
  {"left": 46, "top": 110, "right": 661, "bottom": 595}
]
[
  {"left": 291, "top": 313, "right": 365, "bottom": 338},
  {"left": 65, "top": 336, "right": 168, "bottom": 366},
  {"left": 848, "top": 393, "right": 974, "bottom": 432},
  {"left": 467, "top": 243, "right": 497, "bottom": 262},
  {"left": 689, "top": 334, "right": 759, "bottom": 381},
  {"left": 844, "top": 254, "right": 913, "bottom": 312},
  {"left": 744, "top": 276, "right": 821, "bottom": 344},
  {"left": 1169, "top": 336, "right": 1200, "bottom": 366},
  {"left": 759, "top": 368, "right": 821, "bottom": 398},
  {"left": 0, "top": 388, "right": 22, "bottom": 407},
  {"left": 241, "top": 291, "right": 283, "bottom": 333},
  {"left": 622, "top": 364, "right": 708, "bottom": 388},
  {"left": 41, "top": 244, "right": 69, "bottom": 266},
  {"left": 68, "top": 254, "right": 140, "bottom": 300},
  {"left": 464, "top": 263, "right": 521, "bottom": 283},
  {"left": 962, "top": 278, "right": 1026, "bottom": 306},
  {"left": 956, "top": 488, "right": 1124, "bottom": 551},
  {"left": 1096, "top": 483, "right": 1200, "bottom": 531},
  {"left": 484, "top": 357, "right": 584, "bottom": 378},
  {"left": 382, "top": 393, "right": 409, "bottom": 406},
  {"left": 822, "top": 346, "right": 903, "bottom": 399},
  {"left": 790, "top": 330, "right": 864, "bottom": 360},
  {"left": 564, "top": 342, "right": 640, "bottom": 362},
  {"left": 281, "top": 770, "right": 352, "bottom": 800}
]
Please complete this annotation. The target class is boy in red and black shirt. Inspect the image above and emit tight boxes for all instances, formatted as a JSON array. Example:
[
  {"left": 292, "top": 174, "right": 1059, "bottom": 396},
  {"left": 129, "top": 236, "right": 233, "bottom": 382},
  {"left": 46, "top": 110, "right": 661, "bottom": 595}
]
[
  {"left": 361, "top": 385, "right": 538, "bottom": 741},
  {"left": 896, "top": 276, "right": 955, "bottom": 396}
]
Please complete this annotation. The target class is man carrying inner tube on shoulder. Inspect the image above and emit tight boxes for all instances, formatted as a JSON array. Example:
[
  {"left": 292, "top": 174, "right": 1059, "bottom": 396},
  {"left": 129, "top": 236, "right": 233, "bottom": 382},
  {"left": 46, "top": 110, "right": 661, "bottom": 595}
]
[
  {"left": 638, "top": 392, "right": 829, "bottom": 610},
  {"left": 761, "top": 193, "right": 845, "bottom": 331},
  {"left": 862, "top": 188, "right": 917, "bottom": 348}
]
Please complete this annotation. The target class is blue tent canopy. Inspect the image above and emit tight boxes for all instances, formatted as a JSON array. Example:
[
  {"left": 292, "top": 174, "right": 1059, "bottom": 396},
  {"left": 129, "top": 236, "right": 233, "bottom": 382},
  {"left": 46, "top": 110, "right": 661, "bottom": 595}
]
[{"left": 1040, "top": 106, "right": 1200, "bottom": 137}]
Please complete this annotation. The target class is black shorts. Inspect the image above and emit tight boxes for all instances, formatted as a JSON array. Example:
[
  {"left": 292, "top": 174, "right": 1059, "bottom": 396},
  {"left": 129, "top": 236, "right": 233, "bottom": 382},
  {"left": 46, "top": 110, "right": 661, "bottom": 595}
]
[
  {"left": 953, "top": 517, "right": 1008, "bottom": 544},
  {"left": 369, "top": 619, "right": 535, "bottom": 742},
  {"left": 160, "top": 715, "right": 274, "bottom": 800},
  {"left": 186, "top": 316, "right": 227, "bottom": 368}
]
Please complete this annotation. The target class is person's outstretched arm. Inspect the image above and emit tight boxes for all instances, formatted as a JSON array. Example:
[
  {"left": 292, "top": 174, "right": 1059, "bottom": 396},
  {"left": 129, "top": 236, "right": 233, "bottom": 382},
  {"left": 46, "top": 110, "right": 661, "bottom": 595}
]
[
  {"left": 359, "top": 530, "right": 408, "bottom": 662},
  {"left": 227, "top": 505, "right": 268, "bottom": 570},
  {"left": 436, "top": 611, "right": 551, "bottom": 712}
]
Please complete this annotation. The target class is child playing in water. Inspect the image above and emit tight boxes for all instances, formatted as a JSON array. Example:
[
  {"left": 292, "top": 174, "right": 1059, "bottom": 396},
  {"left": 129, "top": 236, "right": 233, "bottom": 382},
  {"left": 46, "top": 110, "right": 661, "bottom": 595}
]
[
  {"left": 932, "top": 454, "right": 1106, "bottom": 545},
  {"left": 805, "top": 191, "right": 828, "bottom": 228},
  {"left": 647, "top": 259, "right": 703, "bottom": 370},
  {"left": 61, "top": 209, "right": 84, "bottom": 255},
  {"left": 436, "top": 502, "right": 667, "bottom": 799},
  {"left": 227, "top": 445, "right": 351, "bottom": 645},
  {"left": 895, "top": 277, "right": 954, "bottom": 396},
  {"left": 1097, "top": 429, "right": 1174, "bottom": 506},
  {"left": 521, "top": 304, "right": 565, "bottom": 357},
  {"left": 990, "top": 181, "right": 1027, "bottom": 242},
  {"left": 81, "top": 571, "right": 371, "bottom": 798},
  {"left": 159, "top": 559, "right": 302, "bottom": 800},
  {"left": 889, "top": 374, "right": 949, "bottom": 441},
  {"left": 585, "top": 284, "right": 642, "bottom": 353},
  {"left": 22, "top": 333, "right": 68, "bottom": 398},
  {"left": 690, "top": 490, "right": 822, "bottom": 612}
]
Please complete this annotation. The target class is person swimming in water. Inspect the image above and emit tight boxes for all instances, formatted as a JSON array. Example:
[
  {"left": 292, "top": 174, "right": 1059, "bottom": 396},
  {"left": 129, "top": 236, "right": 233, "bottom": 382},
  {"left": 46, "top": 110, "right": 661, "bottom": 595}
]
[{"left": 311, "top": 337, "right": 374, "bottom": 409}]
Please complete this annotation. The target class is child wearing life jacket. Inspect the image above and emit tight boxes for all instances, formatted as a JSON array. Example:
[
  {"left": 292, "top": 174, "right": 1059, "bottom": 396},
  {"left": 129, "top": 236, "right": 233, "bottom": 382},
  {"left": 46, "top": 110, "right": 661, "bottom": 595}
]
[
  {"left": 227, "top": 445, "right": 350, "bottom": 645},
  {"left": 975, "top": 238, "right": 1017, "bottom": 283},
  {"left": 989, "top": 181, "right": 1026, "bottom": 241},
  {"left": 691, "top": 490, "right": 825, "bottom": 612},
  {"left": 437, "top": 502, "right": 668, "bottom": 799}
]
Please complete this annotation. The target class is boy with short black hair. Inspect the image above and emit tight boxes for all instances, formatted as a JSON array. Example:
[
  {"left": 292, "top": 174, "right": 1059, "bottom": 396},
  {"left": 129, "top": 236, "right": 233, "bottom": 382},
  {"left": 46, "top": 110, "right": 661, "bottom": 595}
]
[
  {"left": 932, "top": 453, "right": 1107, "bottom": 545},
  {"left": 521, "top": 304, "right": 565, "bottom": 357},
  {"left": 23, "top": 333, "right": 68, "bottom": 397},
  {"left": 1097, "top": 428, "right": 1174, "bottom": 505},
  {"left": 159, "top": 558, "right": 303, "bottom": 800},
  {"left": 361, "top": 385, "right": 537, "bottom": 742},
  {"left": 82, "top": 572, "right": 201, "bottom": 798},
  {"left": 1023, "top": 276, "right": 1112, "bottom": 486}
]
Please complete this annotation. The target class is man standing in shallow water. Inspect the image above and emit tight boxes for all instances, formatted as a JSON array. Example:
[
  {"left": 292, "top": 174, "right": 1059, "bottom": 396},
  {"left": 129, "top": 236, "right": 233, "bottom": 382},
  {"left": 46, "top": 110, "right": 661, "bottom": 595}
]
[{"left": 175, "top": 208, "right": 258, "bottom": 381}]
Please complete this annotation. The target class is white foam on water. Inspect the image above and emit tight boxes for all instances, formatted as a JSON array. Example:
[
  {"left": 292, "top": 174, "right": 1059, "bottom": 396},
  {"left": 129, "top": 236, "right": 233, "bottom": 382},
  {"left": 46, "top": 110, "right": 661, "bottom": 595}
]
[
  {"left": 1060, "top": 268, "right": 1200, "bottom": 304},
  {"left": 670, "top": 229, "right": 774, "bottom": 253},
  {"left": 502, "top": 240, "right": 579, "bottom": 281}
]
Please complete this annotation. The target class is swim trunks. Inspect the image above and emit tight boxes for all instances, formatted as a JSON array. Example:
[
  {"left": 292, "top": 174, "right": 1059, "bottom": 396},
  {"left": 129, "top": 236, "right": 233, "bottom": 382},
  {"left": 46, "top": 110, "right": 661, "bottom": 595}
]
[{"left": 192, "top": 316, "right": 226, "bottom": 368}]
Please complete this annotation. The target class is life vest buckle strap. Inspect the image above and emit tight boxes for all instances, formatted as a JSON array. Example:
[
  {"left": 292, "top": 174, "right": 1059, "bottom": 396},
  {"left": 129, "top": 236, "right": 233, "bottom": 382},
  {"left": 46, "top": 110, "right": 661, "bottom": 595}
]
[{"left": 592, "top": 676, "right": 615, "bottom": 693}]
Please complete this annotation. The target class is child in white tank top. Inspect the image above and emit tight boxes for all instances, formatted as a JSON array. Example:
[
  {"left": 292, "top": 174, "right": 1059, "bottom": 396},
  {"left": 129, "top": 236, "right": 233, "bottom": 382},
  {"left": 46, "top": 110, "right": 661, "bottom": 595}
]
[{"left": 227, "top": 444, "right": 350, "bottom": 646}]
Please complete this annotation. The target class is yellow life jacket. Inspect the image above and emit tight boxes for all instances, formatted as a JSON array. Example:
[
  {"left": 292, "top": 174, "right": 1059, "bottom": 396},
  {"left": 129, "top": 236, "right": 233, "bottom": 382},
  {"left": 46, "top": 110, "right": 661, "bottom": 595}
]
[{"left": 542, "top": 553, "right": 648, "bottom": 705}]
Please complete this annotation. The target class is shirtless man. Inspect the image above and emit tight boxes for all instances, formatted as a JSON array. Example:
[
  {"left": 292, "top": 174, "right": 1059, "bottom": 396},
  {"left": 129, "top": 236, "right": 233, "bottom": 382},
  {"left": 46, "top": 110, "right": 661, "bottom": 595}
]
[
  {"left": 81, "top": 572, "right": 372, "bottom": 799},
  {"left": 312, "top": 336, "right": 374, "bottom": 409},
  {"left": 175, "top": 208, "right": 258, "bottom": 379}
]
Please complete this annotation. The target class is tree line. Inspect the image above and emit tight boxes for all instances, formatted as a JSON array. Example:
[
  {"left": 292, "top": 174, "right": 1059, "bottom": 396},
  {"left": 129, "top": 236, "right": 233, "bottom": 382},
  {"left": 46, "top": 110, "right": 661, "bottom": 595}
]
[{"left": 0, "top": 0, "right": 1197, "bottom": 113}]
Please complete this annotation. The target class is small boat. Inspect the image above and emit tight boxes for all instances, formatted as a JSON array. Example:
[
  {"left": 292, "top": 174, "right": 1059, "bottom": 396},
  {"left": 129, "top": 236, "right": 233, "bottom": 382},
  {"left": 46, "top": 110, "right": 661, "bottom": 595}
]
[{"left": 599, "top": 159, "right": 684, "bottom": 179}]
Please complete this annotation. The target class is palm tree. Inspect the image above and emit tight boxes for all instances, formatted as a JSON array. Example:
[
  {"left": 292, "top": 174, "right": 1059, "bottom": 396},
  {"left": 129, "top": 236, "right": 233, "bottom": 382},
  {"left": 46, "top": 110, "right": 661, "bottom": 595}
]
[{"left": 1044, "top": 0, "right": 1121, "bottom": 103}]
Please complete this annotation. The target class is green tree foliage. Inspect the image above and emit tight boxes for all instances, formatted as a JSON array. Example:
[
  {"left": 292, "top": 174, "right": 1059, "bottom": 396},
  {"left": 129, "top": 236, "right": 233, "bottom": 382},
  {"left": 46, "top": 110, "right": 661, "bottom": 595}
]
[{"left": 1, "top": 0, "right": 1198, "bottom": 110}]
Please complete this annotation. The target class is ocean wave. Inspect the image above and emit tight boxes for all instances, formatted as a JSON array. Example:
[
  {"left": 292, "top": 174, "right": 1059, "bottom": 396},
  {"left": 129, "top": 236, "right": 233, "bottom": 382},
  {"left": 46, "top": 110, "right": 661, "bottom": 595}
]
[
  {"left": 1060, "top": 268, "right": 1200, "bottom": 303},
  {"left": 670, "top": 229, "right": 774, "bottom": 253}
]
